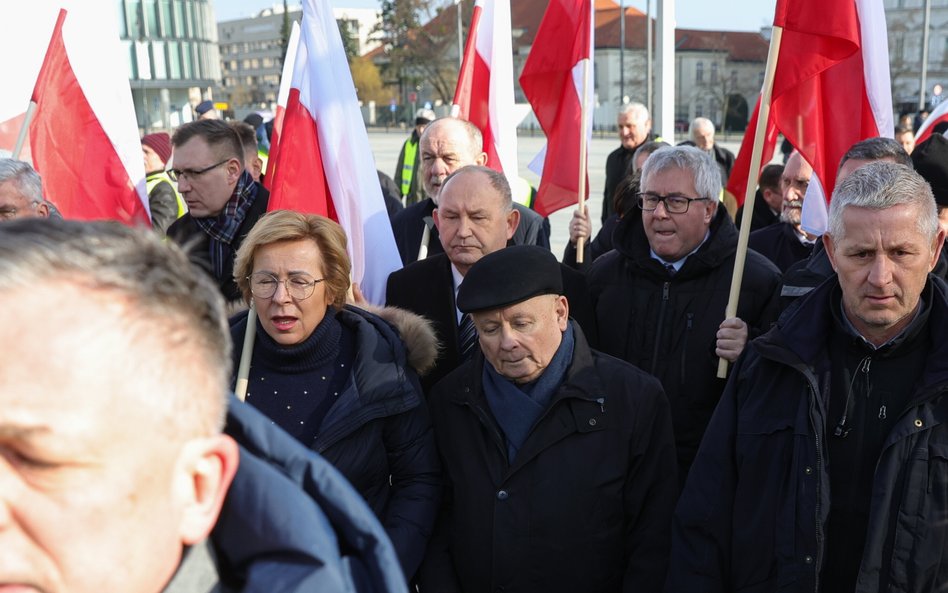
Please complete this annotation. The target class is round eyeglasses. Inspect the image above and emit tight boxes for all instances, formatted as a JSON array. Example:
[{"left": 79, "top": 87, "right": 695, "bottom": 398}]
[{"left": 248, "top": 272, "right": 324, "bottom": 300}]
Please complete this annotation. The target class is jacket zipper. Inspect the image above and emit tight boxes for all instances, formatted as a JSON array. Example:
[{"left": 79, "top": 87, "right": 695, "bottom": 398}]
[
  {"left": 807, "top": 379, "right": 825, "bottom": 593},
  {"left": 681, "top": 313, "right": 694, "bottom": 385},
  {"left": 651, "top": 281, "right": 671, "bottom": 375}
]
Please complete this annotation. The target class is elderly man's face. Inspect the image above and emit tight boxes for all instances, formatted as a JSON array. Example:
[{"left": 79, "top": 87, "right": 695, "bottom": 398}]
[
  {"left": 825, "top": 203, "right": 944, "bottom": 346},
  {"left": 780, "top": 153, "right": 813, "bottom": 227},
  {"left": 0, "top": 181, "right": 48, "bottom": 220},
  {"left": 171, "top": 136, "right": 242, "bottom": 218},
  {"left": 433, "top": 170, "right": 519, "bottom": 275},
  {"left": 419, "top": 120, "right": 486, "bottom": 203},
  {"left": 641, "top": 166, "right": 716, "bottom": 263},
  {"left": 692, "top": 124, "right": 714, "bottom": 151},
  {"left": 0, "top": 282, "right": 235, "bottom": 592},
  {"left": 473, "top": 294, "right": 569, "bottom": 384},
  {"left": 897, "top": 131, "right": 916, "bottom": 155},
  {"left": 618, "top": 110, "right": 651, "bottom": 151}
]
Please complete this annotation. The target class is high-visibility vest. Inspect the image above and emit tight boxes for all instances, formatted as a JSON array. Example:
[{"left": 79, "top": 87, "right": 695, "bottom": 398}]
[
  {"left": 400, "top": 138, "right": 419, "bottom": 198},
  {"left": 146, "top": 171, "right": 187, "bottom": 219}
]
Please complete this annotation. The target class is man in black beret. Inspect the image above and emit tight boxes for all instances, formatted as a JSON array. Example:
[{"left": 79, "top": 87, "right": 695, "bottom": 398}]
[
  {"left": 911, "top": 132, "right": 948, "bottom": 240},
  {"left": 419, "top": 245, "right": 678, "bottom": 593}
]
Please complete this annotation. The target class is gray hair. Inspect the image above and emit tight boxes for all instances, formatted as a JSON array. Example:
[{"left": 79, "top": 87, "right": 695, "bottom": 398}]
[
  {"left": 828, "top": 162, "right": 937, "bottom": 241},
  {"left": 631, "top": 140, "right": 671, "bottom": 173},
  {"left": 689, "top": 117, "right": 715, "bottom": 136},
  {"left": 442, "top": 165, "right": 513, "bottom": 212},
  {"left": 422, "top": 117, "right": 484, "bottom": 163},
  {"left": 0, "top": 218, "right": 231, "bottom": 436},
  {"left": 838, "top": 137, "right": 912, "bottom": 171},
  {"left": 641, "top": 145, "right": 722, "bottom": 201},
  {"left": 0, "top": 158, "right": 44, "bottom": 207},
  {"left": 619, "top": 102, "right": 650, "bottom": 122}
]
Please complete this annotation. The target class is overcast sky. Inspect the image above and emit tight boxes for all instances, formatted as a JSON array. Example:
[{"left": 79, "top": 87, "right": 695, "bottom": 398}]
[{"left": 211, "top": 0, "right": 779, "bottom": 33}]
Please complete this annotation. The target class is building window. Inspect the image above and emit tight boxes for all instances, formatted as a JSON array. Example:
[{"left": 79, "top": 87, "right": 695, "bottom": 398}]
[
  {"left": 158, "top": 0, "right": 173, "bottom": 36},
  {"left": 695, "top": 102, "right": 704, "bottom": 118},
  {"left": 152, "top": 40, "right": 167, "bottom": 78},
  {"left": 711, "top": 62, "right": 719, "bottom": 84},
  {"left": 167, "top": 41, "right": 181, "bottom": 79},
  {"left": 894, "top": 33, "right": 905, "bottom": 62},
  {"left": 696, "top": 61, "right": 704, "bottom": 83},
  {"left": 143, "top": 0, "right": 158, "bottom": 37}
]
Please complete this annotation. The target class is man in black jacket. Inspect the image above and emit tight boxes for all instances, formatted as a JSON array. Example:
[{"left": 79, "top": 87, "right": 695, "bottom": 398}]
[
  {"left": 603, "top": 102, "right": 654, "bottom": 223},
  {"left": 167, "top": 119, "right": 269, "bottom": 303},
  {"left": 588, "top": 145, "right": 781, "bottom": 482},
  {"left": 387, "top": 165, "right": 596, "bottom": 392},
  {"left": 421, "top": 246, "right": 677, "bottom": 593},
  {"left": 669, "top": 162, "right": 948, "bottom": 593}
]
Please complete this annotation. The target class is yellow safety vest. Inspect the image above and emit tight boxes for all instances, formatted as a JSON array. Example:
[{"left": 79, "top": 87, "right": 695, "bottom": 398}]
[
  {"left": 146, "top": 172, "right": 187, "bottom": 219},
  {"left": 400, "top": 138, "right": 419, "bottom": 198}
]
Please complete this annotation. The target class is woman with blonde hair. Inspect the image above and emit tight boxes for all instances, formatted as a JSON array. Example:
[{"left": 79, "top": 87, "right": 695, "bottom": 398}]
[{"left": 231, "top": 209, "right": 440, "bottom": 580}]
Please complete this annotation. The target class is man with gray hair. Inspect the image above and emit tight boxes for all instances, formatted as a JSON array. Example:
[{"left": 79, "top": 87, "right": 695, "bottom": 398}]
[
  {"left": 669, "top": 161, "right": 948, "bottom": 593},
  {"left": 0, "top": 158, "right": 50, "bottom": 220},
  {"left": 588, "top": 145, "right": 781, "bottom": 482},
  {"left": 0, "top": 218, "right": 408, "bottom": 592},
  {"left": 680, "top": 117, "right": 736, "bottom": 184},
  {"left": 603, "top": 102, "right": 654, "bottom": 223}
]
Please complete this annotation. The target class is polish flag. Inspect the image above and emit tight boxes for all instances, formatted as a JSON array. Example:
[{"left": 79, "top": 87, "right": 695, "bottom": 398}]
[
  {"left": 263, "top": 20, "right": 300, "bottom": 190},
  {"left": 451, "top": 0, "right": 518, "bottom": 180},
  {"left": 770, "top": 0, "right": 892, "bottom": 235},
  {"left": 266, "top": 0, "right": 401, "bottom": 305},
  {"left": 915, "top": 100, "right": 948, "bottom": 145},
  {"left": 29, "top": 8, "right": 149, "bottom": 224},
  {"left": 519, "top": 0, "right": 594, "bottom": 217}
]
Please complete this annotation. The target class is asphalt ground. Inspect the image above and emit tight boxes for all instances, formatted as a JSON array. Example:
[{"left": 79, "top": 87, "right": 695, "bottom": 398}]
[{"left": 366, "top": 128, "right": 745, "bottom": 258}]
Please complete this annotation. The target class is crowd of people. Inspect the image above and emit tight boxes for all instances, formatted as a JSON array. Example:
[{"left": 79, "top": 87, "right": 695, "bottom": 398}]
[{"left": 2, "top": 102, "right": 948, "bottom": 593}]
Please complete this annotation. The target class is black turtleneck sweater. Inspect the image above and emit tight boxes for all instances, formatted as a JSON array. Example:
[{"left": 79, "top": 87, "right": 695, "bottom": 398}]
[{"left": 243, "top": 308, "right": 355, "bottom": 446}]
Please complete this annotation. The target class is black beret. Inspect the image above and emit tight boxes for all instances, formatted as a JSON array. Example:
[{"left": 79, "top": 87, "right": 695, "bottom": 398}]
[
  {"left": 243, "top": 113, "right": 264, "bottom": 129},
  {"left": 912, "top": 133, "right": 948, "bottom": 208},
  {"left": 195, "top": 100, "right": 215, "bottom": 115},
  {"left": 457, "top": 245, "right": 563, "bottom": 313}
]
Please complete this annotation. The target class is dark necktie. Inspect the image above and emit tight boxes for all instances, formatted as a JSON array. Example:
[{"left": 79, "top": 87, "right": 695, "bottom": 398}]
[
  {"left": 666, "top": 263, "right": 677, "bottom": 277},
  {"left": 458, "top": 313, "right": 478, "bottom": 361}
]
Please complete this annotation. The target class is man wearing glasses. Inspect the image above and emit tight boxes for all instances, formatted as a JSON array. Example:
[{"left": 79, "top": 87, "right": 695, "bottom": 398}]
[
  {"left": 0, "top": 159, "right": 51, "bottom": 221},
  {"left": 167, "top": 119, "right": 269, "bottom": 303},
  {"left": 587, "top": 145, "right": 781, "bottom": 484}
]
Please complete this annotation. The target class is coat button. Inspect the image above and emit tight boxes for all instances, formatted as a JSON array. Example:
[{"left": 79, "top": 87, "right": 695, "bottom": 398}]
[
  {"left": 496, "top": 490, "right": 509, "bottom": 500},
  {"left": 804, "top": 555, "right": 813, "bottom": 564},
  {"left": 915, "top": 419, "right": 924, "bottom": 428},
  {"left": 588, "top": 418, "right": 597, "bottom": 426},
  {"left": 804, "top": 466, "right": 813, "bottom": 475}
]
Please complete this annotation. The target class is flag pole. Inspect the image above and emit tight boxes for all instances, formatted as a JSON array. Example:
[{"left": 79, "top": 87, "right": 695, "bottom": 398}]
[
  {"left": 235, "top": 305, "right": 258, "bottom": 401},
  {"left": 576, "top": 58, "right": 591, "bottom": 264},
  {"left": 717, "top": 25, "right": 784, "bottom": 379},
  {"left": 12, "top": 102, "right": 36, "bottom": 160}
]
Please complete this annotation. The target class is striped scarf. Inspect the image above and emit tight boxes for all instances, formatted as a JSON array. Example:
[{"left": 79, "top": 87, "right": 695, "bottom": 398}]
[{"left": 195, "top": 170, "right": 259, "bottom": 279}]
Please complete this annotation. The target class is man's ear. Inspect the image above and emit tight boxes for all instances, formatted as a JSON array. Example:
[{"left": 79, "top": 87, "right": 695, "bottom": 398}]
[
  {"left": 432, "top": 208, "right": 441, "bottom": 231},
  {"left": 823, "top": 233, "right": 838, "bottom": 272},
  {"left": 474, "top": 152, "right": 488, "bottom": 166},
  {"left": 931, "top": 228, "right": 946, "bottom": 270},
  {"left": 226, "top": 158, "right": 244, "bottom": 185},
  {"left": 505, "top": 208, "right": 521, "bottom": 240},
  {"left": 174, "top": 435, "right": 240, "bottom": 545}
]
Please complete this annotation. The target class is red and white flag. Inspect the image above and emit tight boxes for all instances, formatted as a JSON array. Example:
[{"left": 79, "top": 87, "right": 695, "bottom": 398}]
[
  {"left": 915, "top": 100, "right": 948, "bottom": 145},
  {"left": 451, "top": 0, "right": 518, "bottom": 180},
  {"left": 263, "top": 19, "right": 301, "bottom": 190},
  {"left": 770, "top": 0, "right": 892, "bottom": 235},
  {"left": 519, "top": 0, "right": 594, "bottom": 217},
  {"left": 29, "top": 8, "right": 149, "bottom": 225},
  {"left": 266, "top": 0, "right": 401, "bottom": 305},
  {"left": 724, "top": 98, "right": 778, "bottom": 208}
]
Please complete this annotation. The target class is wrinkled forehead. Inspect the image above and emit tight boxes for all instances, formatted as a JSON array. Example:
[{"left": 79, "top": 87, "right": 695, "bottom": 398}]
[{"left": 0, "top": 179, "right": 33, "bottom": 208}]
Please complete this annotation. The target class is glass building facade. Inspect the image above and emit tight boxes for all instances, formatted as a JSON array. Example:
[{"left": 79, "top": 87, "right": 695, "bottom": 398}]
[{"left": 118, "top": 0, "right": 221, "bottom": 131}]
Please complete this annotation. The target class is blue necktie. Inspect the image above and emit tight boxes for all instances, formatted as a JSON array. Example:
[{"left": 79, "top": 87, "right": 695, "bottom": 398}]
[{"left": 458, "top": 313, "right": 478, "bottom": 361}]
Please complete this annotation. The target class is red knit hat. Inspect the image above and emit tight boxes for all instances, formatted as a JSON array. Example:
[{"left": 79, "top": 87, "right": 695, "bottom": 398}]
[{"left": 141, "top": 132, "right": 172, "bottom": 165}]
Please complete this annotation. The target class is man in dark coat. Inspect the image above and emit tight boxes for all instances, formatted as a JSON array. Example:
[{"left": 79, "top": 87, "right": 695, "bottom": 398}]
[
  {"left": 167, "top": 119, "right": 270, "bottom": 303},
  {"left": 588, "top": 145, "right": 781, "bottom": 482},
  {"left": 669, "top": 162, "right": 948, "bottom": 593},
  {"left": 386, "top": 165, "right": 597, "bottom": 393},
  {"left": 603, "top": 102, "right": 654, "bottom": 223},
  {"left": 735, "top": 162, "right": 783, "bottom": 232},
  {"left": 389, "top": 118, "right": 548, "bottom": 265},
  {"left": 679, "top": 117, "right": 736, "bottom": 185},
  {"left": 420, "top": 246, "right": 678, "bottom": 593}
]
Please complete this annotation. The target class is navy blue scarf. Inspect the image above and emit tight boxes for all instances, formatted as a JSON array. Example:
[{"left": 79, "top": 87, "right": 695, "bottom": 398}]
[
  {"left": 483, "top": 324, "right": 575, "bottom": 462},
  {"left": 195, "top": 170, "right": 259, "bottom": 279}
]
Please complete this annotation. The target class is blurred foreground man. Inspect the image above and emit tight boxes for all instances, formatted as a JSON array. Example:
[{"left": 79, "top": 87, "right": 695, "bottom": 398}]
[
  {"left": 0, "top": 158, "right": 50, "bottom": 220},
  {"left": 421, "top": 246, "right": 677, "bottom": 593},
  {"left": 0, "top": 219, "right": 407, "bottom": 593},
  {"left": 669, "top": 162, "right": 948, "bottom": 593}
]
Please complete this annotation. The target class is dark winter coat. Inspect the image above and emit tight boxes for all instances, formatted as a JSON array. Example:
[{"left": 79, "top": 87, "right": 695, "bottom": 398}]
[
  {"left": 419, "top": 323, "right": 678, "bottom": 593},
  {"left": 230, "top": 305, "right": 441, "bottom": 580},
  {"left": 748, "top": 221, "right": 815, "bottom": 273},
  {"left": 667, "top": 277, "right": 948, "bottom": 593},
  {"left": 167, "top": 186, "right": 269, "bottom": 303},
  {"left": 164, "top": 397, "right": 409, "bottom": 593},
  {"left": 587, "top": 203, "right": 781, "bottom": 479}
]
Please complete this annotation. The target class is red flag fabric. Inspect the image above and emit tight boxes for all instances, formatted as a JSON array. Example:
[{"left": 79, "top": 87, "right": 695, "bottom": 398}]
[
  {"left": 519, "top": 0, "right": 593, "bottom": 217},
  {"left": 451, "top": 0, "right": 518, "bottom": 178},
  {"left": 266, "top": 0, "right": 401, "bottom": 305},
  {"left": 29, "top": 9, "right": 149, "bottom": 224},
  {"left": 263, "top": 20, "right": 300, "bottom": 191},
  {"left": 915, "top": 99, "right": 948, "bottom": 145},
  {"left": 724, "top": 97, "right": 778, "bottom": 207}
]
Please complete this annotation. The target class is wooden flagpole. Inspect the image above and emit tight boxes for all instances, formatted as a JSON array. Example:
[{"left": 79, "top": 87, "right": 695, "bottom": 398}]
[
  {"left": 576, "top": 57, "right": 591, "bottom": 263},
  {"left": 12, "top": 102, "right": 37, "bottom": 160},
  {"left": 235, "top": 305, "right": 258, "bottom": 401},
  {"left": 717, "top": 25, "right": 784, "bottom": 378}
]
